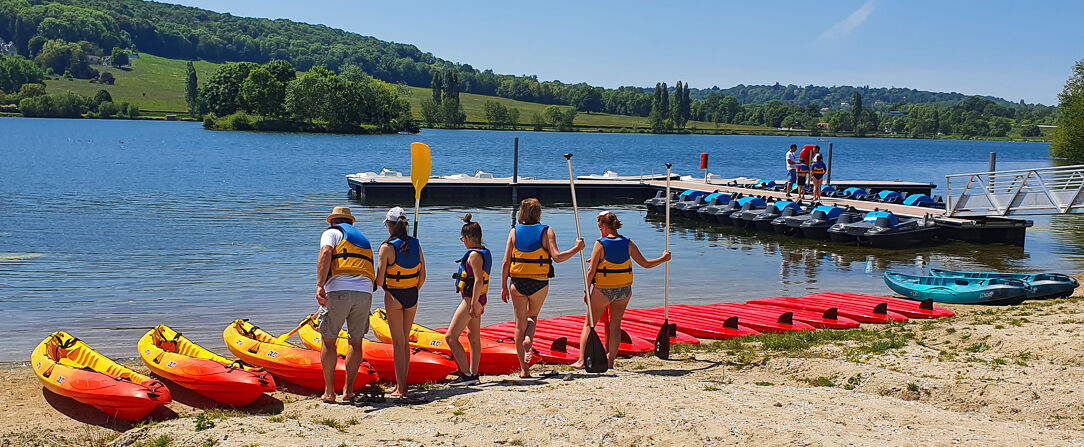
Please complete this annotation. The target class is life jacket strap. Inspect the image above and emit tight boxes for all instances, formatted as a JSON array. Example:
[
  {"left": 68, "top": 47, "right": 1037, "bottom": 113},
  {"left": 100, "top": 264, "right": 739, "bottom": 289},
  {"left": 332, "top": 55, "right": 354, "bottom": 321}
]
[
  {"left": 510, "top": 256, "right": 552, "bottom": 265},
  {"left": 332, "top": 252, "right": 373, "bottom": 263},
  {"left": 597, "top": 267, "right": 633, "bottom": 275},
  {"left": 386, "top": 271, "right": 420, "bottom": 280}
]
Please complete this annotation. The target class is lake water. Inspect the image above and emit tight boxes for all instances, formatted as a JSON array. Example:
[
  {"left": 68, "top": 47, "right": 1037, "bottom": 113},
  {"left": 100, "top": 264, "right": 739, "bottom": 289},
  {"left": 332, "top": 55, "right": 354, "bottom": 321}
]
[{"left": 1, "top": 118, "right": 1081, "bottom": 361}]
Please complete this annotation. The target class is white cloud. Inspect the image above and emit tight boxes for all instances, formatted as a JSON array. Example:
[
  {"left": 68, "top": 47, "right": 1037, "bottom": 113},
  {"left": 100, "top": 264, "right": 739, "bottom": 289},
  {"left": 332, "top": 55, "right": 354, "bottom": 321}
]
[{"left": 819, "top": 1, "right": 875, "bottom": 41}]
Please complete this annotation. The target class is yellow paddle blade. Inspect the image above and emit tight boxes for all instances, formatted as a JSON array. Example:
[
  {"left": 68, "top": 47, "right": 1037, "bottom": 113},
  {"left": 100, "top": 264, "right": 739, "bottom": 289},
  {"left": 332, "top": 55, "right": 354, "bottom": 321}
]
[{"left": 410, "top": 142, "right": 431, "bottom": 200}]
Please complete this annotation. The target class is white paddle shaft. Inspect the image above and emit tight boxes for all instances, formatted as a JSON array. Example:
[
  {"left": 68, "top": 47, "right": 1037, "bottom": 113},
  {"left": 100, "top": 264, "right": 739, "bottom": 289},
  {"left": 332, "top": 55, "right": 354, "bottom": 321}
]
[
  {"left": 413, "top": 197, "right": 420, "bottom": 238},
  {"left": 664, "top": 164, "right": 671, "bottom": 320},
  {"left": 565, "top": 156, "right": 594, "bottom": 327}
]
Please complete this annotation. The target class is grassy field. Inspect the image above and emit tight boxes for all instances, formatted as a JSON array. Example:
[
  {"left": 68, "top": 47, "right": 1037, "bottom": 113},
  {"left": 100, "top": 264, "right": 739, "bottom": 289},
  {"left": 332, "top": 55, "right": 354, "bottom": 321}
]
[
  {"left": 41, "top": 53, "right": 773, "bottom": 132},
  {"left": 44, "top": 53, "right": 221, "bottom": 114}
]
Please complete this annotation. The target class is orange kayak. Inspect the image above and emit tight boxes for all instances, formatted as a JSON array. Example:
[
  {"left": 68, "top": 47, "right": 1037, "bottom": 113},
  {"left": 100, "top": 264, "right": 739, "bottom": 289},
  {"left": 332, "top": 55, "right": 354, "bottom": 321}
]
[
  {"left": 32, "top": 331, "right": 170, "bottom": 421},
  {"left": 294, "top": 314, "right": 457, "bottom": 385},
  {"left": 223, "top": 320, "right": 378, "bottom": 392},
  {"left": 371, "top": 309, "right": 538, "bottom": 375},
  {"left": 139, "top": 325, "right": 275, "bottom": 407}
]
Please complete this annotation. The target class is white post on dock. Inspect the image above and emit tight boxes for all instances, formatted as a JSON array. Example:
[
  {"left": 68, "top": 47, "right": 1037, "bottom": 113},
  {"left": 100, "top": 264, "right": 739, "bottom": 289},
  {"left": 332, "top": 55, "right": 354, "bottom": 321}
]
[{"left": 988, "top": 151, "right": 996, "bottom": 190}]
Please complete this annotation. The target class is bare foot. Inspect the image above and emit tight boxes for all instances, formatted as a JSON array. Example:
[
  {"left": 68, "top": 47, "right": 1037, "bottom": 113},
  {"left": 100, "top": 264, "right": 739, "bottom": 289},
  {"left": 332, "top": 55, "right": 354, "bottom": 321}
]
[
  {"left": 519, "top": 372, "right": 532, "bottom": 379},
  {"left": 569, "top": 361, "right": 584, "bottom": 370},
  {"left": 321, "top": 393, "right": 337, "bottom": 403},
  {"left": 341, "top": 392, "right": 355, "bottom": 402}
]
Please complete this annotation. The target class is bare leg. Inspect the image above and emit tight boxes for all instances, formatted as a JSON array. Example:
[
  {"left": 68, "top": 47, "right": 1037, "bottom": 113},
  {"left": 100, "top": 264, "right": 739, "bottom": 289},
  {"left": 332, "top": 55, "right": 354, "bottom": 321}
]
[
  {"left": 510, "top": 286, "right": 531, "bottom": 378},
  {"left": 385, "top": 294, "right": 414, "bottom": 397},
  {"left": 572, "top": 287, "right": 610, "bottom": 369},
  {"left": 341, "top": 337, "right": 363, "bottom": 401},
  {"left": 523, "top": 285, "right": 549, "bottom": 363},
  {"left": 466, "top": 306, "right": 483, "bottom": 375},
  {"left": 604, "top": 297, "right": 631, "bottom": 369},
  {"left": 444, "top": 300, "right": 473, "bottom": 374},
  {"left": 320, "top": 336, "right": 339, "bottom": 402}
]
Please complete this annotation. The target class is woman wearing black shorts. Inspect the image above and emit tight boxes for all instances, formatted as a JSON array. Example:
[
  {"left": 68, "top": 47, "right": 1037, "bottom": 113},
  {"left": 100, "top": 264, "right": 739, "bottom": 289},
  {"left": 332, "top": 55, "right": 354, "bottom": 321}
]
[
  {"left": 375, "top": 206, "right": 425, "bottom": 400},
  {"left": 500, "top": 198, "right": 584, "bottom": 378}
]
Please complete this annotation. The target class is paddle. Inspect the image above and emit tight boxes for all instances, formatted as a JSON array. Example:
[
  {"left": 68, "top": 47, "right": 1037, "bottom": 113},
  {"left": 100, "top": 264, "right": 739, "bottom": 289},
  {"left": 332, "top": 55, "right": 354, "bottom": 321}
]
[
  {"left": 655, "top": 163, "right": 674, "bottom": 360},
  {"left": 274, "top": 313, "right": 316, "bottom": 344},
  {"left": 410, "top": 142, "right": 431, "bottom": 237},
  {"left": 564, "top": 153, "right": 608, "bottom": 374}
]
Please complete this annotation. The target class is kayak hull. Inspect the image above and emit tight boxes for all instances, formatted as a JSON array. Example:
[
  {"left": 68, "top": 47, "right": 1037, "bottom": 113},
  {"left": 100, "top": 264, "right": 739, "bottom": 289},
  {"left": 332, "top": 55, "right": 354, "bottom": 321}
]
[
  {"left": 139, "top": 326, "right": 275, "bottom": 407},
  {"left": 622, "top": 308, "right": 760, "bottom": 339},
  {"left": 930, "top": 269, "right": 1079, "bottom": 299},
  {"left": 883, "top": 272, "right": 1028, "bottom": 305},
  {"left": 32, "top": 332, "right": 170, "bottom": 421},
  {"left": 801, "top": 292, "right": 954, "bottom": 319},
  {"left": 294, "top": 316, "right": 457, "bottom": 385},
  {"left": 223, "top": 320, "right": 379, "bottom": 392}
]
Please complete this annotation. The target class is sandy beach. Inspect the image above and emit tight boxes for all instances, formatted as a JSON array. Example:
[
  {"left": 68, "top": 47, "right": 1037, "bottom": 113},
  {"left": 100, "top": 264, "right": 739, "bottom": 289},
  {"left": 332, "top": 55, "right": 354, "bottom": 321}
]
[{"left": 3, "top": 278, "right": 1083, "bottom": 447}]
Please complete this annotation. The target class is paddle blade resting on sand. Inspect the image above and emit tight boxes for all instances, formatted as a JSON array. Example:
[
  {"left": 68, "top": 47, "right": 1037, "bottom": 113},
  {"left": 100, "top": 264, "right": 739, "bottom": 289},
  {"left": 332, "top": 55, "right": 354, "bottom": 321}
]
[
  {"left": 655, "top": 162, "right": 673, "bottom": 360},
  {"left": 410, "top": 142, "right": 431, "bottom": 237},
  {"left": 565, "top": 153, "right": 608, "bottom": 374}
]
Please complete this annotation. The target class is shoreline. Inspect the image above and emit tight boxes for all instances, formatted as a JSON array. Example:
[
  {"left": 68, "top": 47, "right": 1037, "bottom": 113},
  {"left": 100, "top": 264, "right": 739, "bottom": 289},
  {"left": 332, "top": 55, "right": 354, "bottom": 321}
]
[
  {"left": 0, "top": 115, "right": 1054, "bottom": 144},
  {"left": 3, "top": 279, "right": 1082, "bottom": 446}
]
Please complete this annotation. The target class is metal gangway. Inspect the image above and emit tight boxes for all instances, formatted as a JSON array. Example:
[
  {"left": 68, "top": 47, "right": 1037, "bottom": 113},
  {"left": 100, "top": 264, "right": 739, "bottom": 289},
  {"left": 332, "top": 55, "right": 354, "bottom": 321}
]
[{"left": 945, "top": 164, "right": 1084, "bottom": 217}]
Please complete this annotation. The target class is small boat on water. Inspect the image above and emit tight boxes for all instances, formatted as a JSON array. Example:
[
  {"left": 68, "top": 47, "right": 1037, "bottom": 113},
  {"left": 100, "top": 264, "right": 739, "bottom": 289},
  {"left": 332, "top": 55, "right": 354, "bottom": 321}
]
[
  {"left": 754, "top": 201, "right": 803, "bottom": 232},
  {"left": 883, "top": 272, "right": 1030, "bottom": 305},
  {"left": 709, "top": 196, "right": 763, "bottom": 225},
  {"left": 668, "top": 190, "right": 708, "bottom": 216},
  {"left": 827, "top": 211, "right": 862, "bottom": 242},
  {"left": 679, "top": 192, "right": 730, "bottom": 219},
  {"left": 833, "top": 211, "right": 939, "bottom": 248},
  {"left": 730, "top": 198, "right": 769, "bottom": 229},
  {"left": 794, "top": 205, "right": 847, "bottom": 239},
  {"left": 695, "top": 194, "right": 732, "bottom": 221},
  {"left": 930, "top": 269, "right": 1079, "bottom": 299},
  {"left": 643, "top": 191, "right": 677, "bottom": 214}
]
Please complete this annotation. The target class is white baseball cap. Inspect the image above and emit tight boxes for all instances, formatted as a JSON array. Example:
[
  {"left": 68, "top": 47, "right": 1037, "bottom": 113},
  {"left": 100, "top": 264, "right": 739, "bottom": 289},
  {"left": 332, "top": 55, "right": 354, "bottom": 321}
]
[
  {"left": 598, "top": 210, "right": 615, "bottom": 217},
  {"left": 384, "top": 206, "right": 408, "bottom": 223}
]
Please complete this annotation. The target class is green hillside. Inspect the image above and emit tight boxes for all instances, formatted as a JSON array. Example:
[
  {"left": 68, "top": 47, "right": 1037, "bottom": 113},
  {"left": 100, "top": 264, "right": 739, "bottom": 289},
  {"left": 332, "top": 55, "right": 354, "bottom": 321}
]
[
  {"left": 43, "top": 53, "right": 219, "bottom": 114},
  {"left": 42, "top": 53, "right": 774, "bottom": 132}
]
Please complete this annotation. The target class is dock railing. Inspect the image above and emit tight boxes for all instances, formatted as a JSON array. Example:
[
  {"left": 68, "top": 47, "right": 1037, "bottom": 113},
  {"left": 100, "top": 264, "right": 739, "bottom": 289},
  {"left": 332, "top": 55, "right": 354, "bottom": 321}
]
[{"left": 945, "top": 164, "right": 1084, "bottom": 217}]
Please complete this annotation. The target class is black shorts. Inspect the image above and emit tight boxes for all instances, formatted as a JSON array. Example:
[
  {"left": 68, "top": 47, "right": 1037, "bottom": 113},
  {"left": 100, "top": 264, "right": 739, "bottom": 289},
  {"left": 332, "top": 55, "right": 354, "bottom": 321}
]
[
  {"left": 510, "top": 277, "right": 549, "bottom": 297},
  {"left": 383, "top": 287, "right": 418, "bottom": 309}
]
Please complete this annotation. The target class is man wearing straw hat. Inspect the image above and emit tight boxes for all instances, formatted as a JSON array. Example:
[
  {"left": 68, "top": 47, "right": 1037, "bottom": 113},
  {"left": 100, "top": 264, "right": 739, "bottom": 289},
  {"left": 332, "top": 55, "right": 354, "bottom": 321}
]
[{"left": 316, "top": 206, "right": 376, "bottom": 403}]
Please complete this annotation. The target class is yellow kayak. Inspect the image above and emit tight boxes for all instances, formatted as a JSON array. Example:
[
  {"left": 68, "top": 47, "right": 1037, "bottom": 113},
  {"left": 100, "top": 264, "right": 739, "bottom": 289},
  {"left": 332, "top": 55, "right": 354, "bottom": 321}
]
[{"left": 369, "top": 309, "right": 537, "bottom": 375}]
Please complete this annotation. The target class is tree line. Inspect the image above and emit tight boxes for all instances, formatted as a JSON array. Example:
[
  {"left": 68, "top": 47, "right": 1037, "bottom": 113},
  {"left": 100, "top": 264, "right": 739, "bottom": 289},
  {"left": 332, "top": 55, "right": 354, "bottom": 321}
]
[
  {"left": 1051, "top": 59, "right": 1084, "bottom": 161},
  {"left": 192, "top": 59, "right": 417, "bottom": 133}
]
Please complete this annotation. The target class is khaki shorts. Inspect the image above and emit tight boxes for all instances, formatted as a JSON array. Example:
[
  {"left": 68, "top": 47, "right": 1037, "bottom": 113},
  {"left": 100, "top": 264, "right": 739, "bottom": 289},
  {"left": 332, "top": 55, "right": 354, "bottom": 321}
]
[{"left": 319, "top": 290, "right": 373, "bottom": 341}]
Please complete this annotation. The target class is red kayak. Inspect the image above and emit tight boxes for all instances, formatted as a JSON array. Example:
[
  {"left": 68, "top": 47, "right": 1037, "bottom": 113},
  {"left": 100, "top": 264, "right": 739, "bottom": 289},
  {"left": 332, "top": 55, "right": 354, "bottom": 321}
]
[
  {"left": 451, "top": 325, "right": 581, "bottom": 365},
  {"left": 482, "top": 319, "right": 649, "bottom": 356},
  {"left": 475, "top": 326, "right": 580, "bottom": 364},
  {"left": 543, "top": 316, "right": 656, "bottom": 353},
  {"left": 622, "top": 308, "right": 760, "bottom": 339},
  {"left": 747, "top": 297, "right": 908, "bottom": 323},
  {"left": 802, "top": 292, "right": 954, "bottom": 319},
  {"left": 548, "top": 315, "right": 701, "bottom": 345},
  {"left": 665, "top": 304, "right": 816, "bottom": 333},
  {"left": 722, "top": 302, "right": 861, "bottom": 329}
]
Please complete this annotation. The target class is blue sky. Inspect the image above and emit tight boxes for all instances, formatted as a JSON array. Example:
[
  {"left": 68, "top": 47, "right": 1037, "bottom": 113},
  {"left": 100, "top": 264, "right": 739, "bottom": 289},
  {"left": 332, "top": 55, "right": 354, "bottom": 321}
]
[{"left": 165, "top": 0, "right": 1083, "bottom": 105}]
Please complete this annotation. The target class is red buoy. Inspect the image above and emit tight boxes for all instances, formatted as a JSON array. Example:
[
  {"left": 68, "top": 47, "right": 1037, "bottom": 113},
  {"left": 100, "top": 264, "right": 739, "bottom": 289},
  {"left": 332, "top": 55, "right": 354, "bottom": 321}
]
[{"left": 700, "top": 153, "right": 708, "bottom": 169}]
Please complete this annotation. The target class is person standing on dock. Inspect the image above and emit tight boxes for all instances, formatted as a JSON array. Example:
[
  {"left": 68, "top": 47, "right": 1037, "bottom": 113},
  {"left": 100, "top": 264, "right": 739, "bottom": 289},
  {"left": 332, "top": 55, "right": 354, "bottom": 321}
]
[
  {"left": 445, "top": 214, "right": 490, "bottom": 386},
  {"left": 796, "top": 162, "right": 810, "bottom": 201},
  {"left": 374, "top": 206, "right": 425, "bottom": 402},
  {"left": 572, "top": 212, "right": 670, "bottom": 370},
  {"left": 785, "top": 144, "right": 800, "bottom": 198},
  {"left": 315, "top": 206, "right": 375, "bottom": 404},
  {"left": 811, "top": 154, "right": 827, "bottom": 201},
  {"left": 501, "top": 198, "right": 585, "bottom": 378}
]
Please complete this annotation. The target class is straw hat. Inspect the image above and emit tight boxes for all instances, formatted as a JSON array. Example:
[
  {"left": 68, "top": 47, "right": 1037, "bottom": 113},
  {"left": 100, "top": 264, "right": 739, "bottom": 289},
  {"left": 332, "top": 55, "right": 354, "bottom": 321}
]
[{"left": 326, "top": 206, "right": 355, "bottom": 224}]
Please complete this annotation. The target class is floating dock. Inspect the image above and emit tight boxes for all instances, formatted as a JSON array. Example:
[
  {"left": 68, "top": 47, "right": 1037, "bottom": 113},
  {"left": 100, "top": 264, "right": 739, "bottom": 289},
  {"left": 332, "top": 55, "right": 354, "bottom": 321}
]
[
  {"left": 346, "top": 174, "right": 934, "bottom": 205},
  {"left": 345, "top": 173, "right": 1030, "bottom": 246}
]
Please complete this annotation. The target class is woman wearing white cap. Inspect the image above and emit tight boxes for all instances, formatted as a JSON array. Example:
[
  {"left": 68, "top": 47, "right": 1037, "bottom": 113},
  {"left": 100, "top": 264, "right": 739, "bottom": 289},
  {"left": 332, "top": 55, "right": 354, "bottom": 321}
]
[
  {"left": 571, "top": 211, "right": 670, "bottom": 370},
  {"left": 375, "top": 206, "right": 426, "bottom": 401}
]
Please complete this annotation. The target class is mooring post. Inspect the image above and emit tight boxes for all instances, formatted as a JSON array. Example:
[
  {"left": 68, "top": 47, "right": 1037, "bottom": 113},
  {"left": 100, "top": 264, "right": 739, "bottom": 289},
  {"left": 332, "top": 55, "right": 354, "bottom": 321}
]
[
  {"left": 989, "top": 151, "right": 996, "bottom": 189},
  {"left": 826, "top": 142, "right": 834, "bottom": 185},
  {"left": 511, "top": 137, "right": 520, "bottom": 227}
]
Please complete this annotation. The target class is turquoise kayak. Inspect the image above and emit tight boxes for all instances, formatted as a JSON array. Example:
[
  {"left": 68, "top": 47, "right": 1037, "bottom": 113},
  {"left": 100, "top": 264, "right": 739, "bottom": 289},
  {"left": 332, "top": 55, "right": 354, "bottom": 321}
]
[
  {"left": 930, "top": 269, "right": 1078, "bottom": 299},
  {"left": 883, "top": 272, "right": 1030, "bottom": 305}
]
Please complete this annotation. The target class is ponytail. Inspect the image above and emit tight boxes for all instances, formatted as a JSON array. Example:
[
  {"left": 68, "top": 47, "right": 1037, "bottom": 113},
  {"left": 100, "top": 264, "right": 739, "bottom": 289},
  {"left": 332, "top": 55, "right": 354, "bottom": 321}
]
[{"left": 383, "top": 218, "right": 411, "bottom": 255}]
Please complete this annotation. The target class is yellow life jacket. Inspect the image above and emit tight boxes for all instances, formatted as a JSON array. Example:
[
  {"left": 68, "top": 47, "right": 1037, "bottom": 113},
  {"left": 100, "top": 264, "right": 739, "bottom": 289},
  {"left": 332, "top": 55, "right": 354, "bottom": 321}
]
[
  {"left": 383, "top": 237, "right": 421, "bottom": 289},
  {"left": 811, "top": 162, "right": 826, "bottom": 176},
  {"left": 509, "top": 224, "right": 554, "bottom": 278},
  {"left": 454, "top": 247, "right": 492, "bottom": 296},
  {"left": 594, "top": 236, "right": 633, "bottom": 289},
  {"left": 328, "top": 224, "right": 375, "bottom": 281}
]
